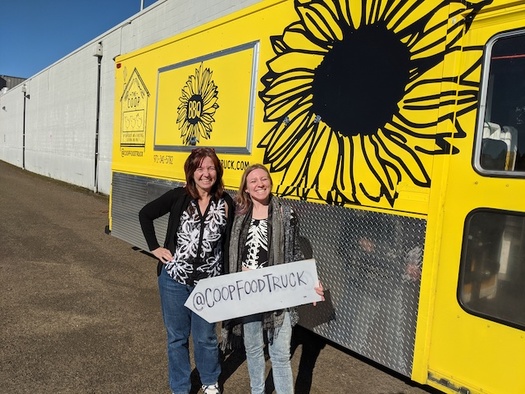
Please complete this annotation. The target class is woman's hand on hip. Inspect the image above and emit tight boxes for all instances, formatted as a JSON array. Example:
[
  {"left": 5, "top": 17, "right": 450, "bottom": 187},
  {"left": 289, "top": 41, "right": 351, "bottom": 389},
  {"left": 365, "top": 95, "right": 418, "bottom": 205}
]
[{"left": 152, "top": 247, "right": 173, "bottom": 263}]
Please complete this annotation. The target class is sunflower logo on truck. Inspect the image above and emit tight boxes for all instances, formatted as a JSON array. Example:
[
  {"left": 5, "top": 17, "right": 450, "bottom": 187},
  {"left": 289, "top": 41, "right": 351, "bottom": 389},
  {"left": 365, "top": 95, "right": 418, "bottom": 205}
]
[
  {"left": 177, "top": 63, "right": 219, "bottom": 146},
  {"left": 258, "top": 0, "right": 492, "bottom": 206}
]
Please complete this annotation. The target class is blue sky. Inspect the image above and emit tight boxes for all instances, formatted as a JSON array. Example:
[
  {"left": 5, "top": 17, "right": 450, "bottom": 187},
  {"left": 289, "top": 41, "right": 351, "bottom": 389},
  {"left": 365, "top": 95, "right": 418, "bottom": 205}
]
[{"left": 1, "top": 0, "right": 157, "bottom": 78}]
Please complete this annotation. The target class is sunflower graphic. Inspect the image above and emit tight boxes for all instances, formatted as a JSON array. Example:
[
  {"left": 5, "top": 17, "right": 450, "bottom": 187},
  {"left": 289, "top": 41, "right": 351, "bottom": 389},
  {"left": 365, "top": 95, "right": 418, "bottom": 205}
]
[
  {"left": 177, "top": 63, "right": 219, "bottom": 145},
  {"left": 259, "top": 0, "right": 492, "bottom": 206}
]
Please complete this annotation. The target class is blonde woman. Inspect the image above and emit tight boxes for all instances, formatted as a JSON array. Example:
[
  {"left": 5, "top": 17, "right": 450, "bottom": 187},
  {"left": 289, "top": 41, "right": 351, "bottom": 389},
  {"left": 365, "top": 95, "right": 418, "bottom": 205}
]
[{"left": 224, "top": 164, "right": 323, "bottom": 394}]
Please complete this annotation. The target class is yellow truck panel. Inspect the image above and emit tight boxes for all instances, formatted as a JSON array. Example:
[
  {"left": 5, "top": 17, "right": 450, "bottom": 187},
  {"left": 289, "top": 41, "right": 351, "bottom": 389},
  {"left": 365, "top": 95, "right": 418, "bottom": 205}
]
[{"left": 111, "top": 1, "right": 525, "bottom": 393}]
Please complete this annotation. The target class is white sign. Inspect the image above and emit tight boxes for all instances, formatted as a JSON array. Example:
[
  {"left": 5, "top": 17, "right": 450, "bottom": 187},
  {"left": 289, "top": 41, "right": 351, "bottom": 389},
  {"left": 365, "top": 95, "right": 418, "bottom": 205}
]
[{"left": 184, "top": 259, "right": 322, "bottom": 323}]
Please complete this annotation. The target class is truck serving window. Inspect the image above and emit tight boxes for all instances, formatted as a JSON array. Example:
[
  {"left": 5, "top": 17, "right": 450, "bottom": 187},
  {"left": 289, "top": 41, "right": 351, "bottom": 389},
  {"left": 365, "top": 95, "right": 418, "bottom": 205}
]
[
  {"left": 477, "top": 32, "right": 525, "bottom": 174},
  {"left": 459, "top": 210, "right": 525, "bottom": 330}
]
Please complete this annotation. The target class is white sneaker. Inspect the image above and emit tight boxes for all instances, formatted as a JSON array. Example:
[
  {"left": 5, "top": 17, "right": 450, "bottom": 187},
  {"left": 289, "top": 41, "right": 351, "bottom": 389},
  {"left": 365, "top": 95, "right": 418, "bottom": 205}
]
[{"left": 202, "top": 384, "right": 220, "bottom": 394}]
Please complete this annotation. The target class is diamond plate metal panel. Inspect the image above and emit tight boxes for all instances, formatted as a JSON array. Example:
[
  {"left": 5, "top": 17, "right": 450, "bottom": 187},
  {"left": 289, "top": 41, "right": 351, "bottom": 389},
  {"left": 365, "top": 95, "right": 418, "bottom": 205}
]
[
  {"left": 289, "top": 199, "right": 426, "bottom": 377},
  {"left": 111, "top": 172, "right": 179, "bottom": 252},
  {"left": 111, "top": 172, "right": 426, "bottom": 377}
]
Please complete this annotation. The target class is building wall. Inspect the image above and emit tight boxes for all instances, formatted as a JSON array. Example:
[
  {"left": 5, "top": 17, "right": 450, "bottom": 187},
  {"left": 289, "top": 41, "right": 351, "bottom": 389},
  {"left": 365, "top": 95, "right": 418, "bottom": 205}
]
[{"left": 0, "top": 0, "right": 261, "bottom": 194}]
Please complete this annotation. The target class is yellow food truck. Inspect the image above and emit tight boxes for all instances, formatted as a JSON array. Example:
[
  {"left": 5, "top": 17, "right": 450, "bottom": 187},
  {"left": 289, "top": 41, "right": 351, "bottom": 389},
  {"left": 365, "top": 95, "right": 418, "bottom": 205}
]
[{"left": 109, "top": 0, "right": 525, "bottom": 392}]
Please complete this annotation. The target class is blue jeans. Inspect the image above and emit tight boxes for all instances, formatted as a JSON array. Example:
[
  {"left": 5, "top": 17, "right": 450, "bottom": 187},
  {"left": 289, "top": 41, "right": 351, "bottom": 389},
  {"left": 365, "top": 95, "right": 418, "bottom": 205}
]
[
  {"left": 243, "top": 311, "right": 293, "bottom": 394},
  {"left": 158, "top": 268, "right": 221, "bottom": 394}
]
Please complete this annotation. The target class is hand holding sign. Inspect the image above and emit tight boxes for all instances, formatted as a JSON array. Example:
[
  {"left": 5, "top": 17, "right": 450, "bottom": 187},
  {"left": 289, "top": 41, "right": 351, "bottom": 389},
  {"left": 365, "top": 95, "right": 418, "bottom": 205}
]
[{"left": 184, "top": 259, "right": 323, "bottom": 323}]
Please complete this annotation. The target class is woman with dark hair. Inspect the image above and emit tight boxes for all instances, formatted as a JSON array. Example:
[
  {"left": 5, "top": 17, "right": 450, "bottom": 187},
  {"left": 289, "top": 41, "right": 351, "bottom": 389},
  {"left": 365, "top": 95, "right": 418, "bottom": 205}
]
[
  {"left": 139, "top": 148, "right": 234, "bottom": 394},
  {"left": 223, "top": 163, "right": 323, "bottom": 394}
]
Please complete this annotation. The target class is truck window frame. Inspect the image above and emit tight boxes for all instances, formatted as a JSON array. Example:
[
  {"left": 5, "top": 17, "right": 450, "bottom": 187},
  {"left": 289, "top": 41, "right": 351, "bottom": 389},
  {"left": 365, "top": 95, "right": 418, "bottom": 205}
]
[
  {"left": 458, "top": 208, "right": 525, "bottom": 331},
  {"left": 474, "top": 29, "right": 525, "bottom": 176}
]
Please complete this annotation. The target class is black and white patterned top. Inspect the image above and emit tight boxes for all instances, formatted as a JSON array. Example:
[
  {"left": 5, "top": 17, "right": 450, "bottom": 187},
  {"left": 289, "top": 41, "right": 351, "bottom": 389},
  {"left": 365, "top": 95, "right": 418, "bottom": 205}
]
[
  {"left": 165, "top": 198, "right": 228, "bottom": 284},
  {"left": 241, "top": 218, "right": 269, "bottom": 270}
]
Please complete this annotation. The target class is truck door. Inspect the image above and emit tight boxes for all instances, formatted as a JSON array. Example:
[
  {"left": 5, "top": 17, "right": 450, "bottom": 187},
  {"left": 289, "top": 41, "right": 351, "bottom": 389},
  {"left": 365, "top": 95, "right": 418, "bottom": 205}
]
[{"left": 427, "top": 17, "right": 525, "bottom": 394}]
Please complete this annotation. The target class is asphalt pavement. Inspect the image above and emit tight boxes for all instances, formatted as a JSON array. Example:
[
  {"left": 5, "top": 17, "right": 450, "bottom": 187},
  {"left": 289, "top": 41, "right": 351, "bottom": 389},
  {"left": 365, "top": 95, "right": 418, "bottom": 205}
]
[{"left": 0, "top": 160, "right": 438, "bottom": 394}]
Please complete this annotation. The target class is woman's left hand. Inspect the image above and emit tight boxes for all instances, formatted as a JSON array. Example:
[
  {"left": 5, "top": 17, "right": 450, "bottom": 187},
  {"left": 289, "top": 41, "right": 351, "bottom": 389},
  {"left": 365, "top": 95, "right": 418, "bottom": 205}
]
[{"left": 313, "top": 280, "right": 325, "bottom": 306}]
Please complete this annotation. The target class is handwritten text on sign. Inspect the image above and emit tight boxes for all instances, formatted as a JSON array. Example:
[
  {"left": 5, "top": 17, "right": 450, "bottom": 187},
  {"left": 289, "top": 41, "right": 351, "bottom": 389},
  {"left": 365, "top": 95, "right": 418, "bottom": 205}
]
[{"left": 184, "top": 259, "right": 322, "bottom": 323}]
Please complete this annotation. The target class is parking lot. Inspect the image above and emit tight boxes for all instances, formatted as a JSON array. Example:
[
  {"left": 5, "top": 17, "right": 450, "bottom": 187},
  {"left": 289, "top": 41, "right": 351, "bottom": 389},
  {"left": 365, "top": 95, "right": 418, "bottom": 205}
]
[{"left": 0, "top": 160, "right": 437, "bottom": 393}]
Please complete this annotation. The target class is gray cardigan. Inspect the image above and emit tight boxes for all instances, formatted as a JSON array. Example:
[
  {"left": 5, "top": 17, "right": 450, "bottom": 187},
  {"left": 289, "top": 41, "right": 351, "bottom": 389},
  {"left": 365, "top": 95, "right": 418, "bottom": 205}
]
[{"left": 221, "top": 195, "right": 303, "bottom": 349}]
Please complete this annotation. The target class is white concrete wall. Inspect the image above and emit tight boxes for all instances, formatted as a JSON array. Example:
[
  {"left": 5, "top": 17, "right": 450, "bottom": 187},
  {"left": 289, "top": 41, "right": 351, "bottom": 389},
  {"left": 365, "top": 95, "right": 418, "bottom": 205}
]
[
  {"left": 0, "top": 84, "right": 25, "bottom": 166},
  {"left": 0, "top": 0, "right": 261, "bottom": 195}
]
